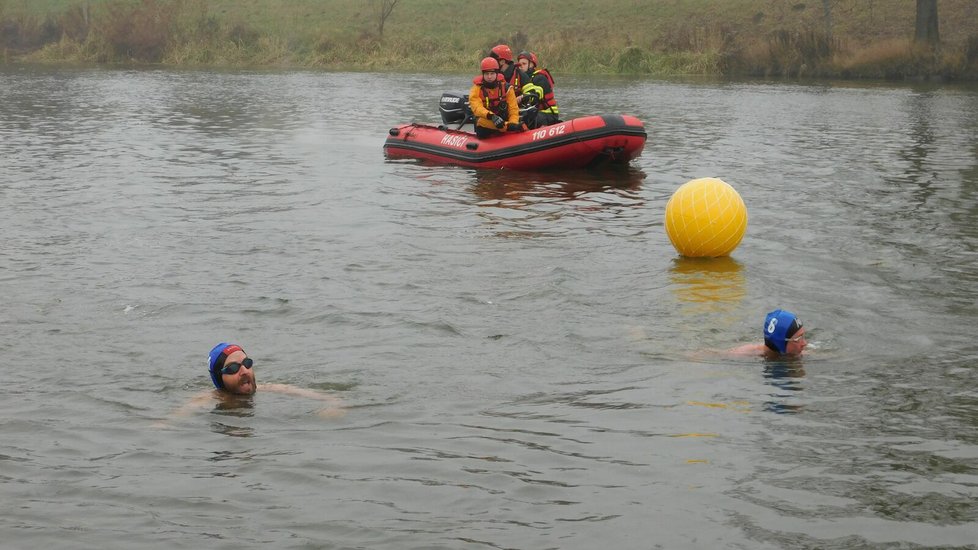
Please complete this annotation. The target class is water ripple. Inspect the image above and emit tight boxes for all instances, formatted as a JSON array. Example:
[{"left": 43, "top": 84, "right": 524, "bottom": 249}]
[{"left": 2, "top": 67, "right": 977, "bottom": 549}]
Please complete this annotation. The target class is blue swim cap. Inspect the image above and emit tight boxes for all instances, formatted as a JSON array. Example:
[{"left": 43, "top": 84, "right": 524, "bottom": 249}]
[
  {"left": 763, "top": 309, "right": 801, "bottom": 354},
  {"left": 208, "top": 342, "right": 243, "bottom": 389}
]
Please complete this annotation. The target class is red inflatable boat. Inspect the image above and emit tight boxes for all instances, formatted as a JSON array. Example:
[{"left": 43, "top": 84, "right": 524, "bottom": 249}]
[{"left": 384, "top": 114, "right": 647, "bottom": 171}]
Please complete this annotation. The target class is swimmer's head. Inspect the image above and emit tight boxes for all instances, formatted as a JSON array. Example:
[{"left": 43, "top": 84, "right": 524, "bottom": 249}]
[
  {"left": 763, "top": 309, "right": 802, "bottom": 354},
  {"left": 208, "top": 342, "right": 243, "bottom": 389}
]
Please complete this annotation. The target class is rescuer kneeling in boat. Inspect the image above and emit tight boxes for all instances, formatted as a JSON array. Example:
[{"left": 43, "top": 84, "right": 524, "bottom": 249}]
[
  {"left": 469, "top": 56, "right": 522, "bottom": 139},
  {"left": 517, "top": 50, "right": 560, "bottom": 129}
]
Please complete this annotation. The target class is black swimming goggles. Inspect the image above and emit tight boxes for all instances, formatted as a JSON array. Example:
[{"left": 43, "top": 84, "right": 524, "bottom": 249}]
[{"left": 221, "top": 357, "right": 253, "bottom": 375}]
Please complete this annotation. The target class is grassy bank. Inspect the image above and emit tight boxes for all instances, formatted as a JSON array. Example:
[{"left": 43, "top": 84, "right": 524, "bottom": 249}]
[{"left": 2, "top": 0, "right": 977, "bottom": 80}]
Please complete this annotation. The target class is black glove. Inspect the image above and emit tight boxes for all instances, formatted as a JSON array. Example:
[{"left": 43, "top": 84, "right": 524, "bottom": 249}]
[
  {"left": 490, "top": 114, "right": 505, "bottom": 128},
  {"left": 507, "top": 122, "right": 522, "bottom": 132}
]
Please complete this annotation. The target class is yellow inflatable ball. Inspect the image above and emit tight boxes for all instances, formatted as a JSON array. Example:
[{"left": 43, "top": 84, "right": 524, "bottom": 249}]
[{"left": 664, "top": 177, "right": 748, "bottom": 257}]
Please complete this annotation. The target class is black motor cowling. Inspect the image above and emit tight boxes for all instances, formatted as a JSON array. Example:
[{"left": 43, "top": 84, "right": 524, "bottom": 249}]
[{"left": 438, "top": 92, "right": 472, "bottom": 125}]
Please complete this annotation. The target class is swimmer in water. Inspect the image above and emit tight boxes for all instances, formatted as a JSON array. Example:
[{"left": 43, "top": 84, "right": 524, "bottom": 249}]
[
  {"left": 728, "top": 309, "right": 808, "bottom": 357},
  {"left": 208, "top": 343, "right": 258, "bottom": 395},
  {"left": 159, "top": 343, "right": 345, "bottom": 422}
]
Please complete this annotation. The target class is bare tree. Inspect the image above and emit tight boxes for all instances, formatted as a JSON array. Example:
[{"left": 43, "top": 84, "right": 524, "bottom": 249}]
[
  {"left": 914, "top": 0, "right": 940, "bottom": 46},
  {"left": 377, "top": 0, "right": 398, "bottom": 37},
  {"left": 822, "top": 0, "right": 833, "bottom": 38}
]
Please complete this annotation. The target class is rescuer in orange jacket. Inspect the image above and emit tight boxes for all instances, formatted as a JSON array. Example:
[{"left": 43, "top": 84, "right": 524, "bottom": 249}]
[{"left": 469, "top": 56, "right": 522, "bottom": 139}]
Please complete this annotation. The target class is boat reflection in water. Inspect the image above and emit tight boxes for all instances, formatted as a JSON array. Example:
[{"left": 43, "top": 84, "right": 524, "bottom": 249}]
[{"left": 469, "top": 165, "right": 646, "bottom": 210}]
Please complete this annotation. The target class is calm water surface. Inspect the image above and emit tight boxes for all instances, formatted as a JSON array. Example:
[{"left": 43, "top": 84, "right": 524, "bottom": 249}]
[{"left": 1, "top": 66, "right": 977, "bottom": 549}]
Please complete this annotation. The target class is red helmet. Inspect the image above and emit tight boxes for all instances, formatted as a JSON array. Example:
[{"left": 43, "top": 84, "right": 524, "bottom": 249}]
[
  {"left": 480, "top": 56, "right": 500, "bottom": 72},
  {"left": 518, "top": 50, "right": 538, "bottom": 67},
  {"left": 490, "top": 45, "right": 513, "bottom": 63}
]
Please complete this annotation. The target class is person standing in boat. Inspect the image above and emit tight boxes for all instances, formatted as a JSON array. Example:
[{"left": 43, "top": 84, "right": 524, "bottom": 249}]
[
  {"left": 489, "top": 44, "right": 529, "bottom": 98},
  {"left": 517, "top": 50, "right": 560, "bottom": 129},
  {"left": 469, "top": 56, "right": 522, "bottom": 139}
]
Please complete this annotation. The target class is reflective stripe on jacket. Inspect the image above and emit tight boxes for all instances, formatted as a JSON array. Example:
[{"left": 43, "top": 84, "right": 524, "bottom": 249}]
[
  {"left": 502, "top": 64, "right": 529, "bottom": 95},
  {"left": 530, "top": 68, "right": 558, "bottom": 115}
]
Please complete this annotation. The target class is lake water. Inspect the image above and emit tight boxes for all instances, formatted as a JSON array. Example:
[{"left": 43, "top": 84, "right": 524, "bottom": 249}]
[{"left": 1, "top": 66, "right": 976, "bottom": 549}]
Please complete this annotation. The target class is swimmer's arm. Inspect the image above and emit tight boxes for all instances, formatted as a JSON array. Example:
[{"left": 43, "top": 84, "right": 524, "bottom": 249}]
[
  {"left": 152, "top": 390, "right": 217, "bottom": 427},
  {"left": 172, "top": 390, "right": 219, "bottom": 416},
  {"left": 686, "top": 343, "right": 762, "bottom": 360},
  {"left": 726, "top": 343, "right": 767, "bottom": 356},
  {"left": 258, "top": 383, "right": 346, "bottom": 418},
  {"left": 258, "top": 383, "right": 333, "bottom": 399}
]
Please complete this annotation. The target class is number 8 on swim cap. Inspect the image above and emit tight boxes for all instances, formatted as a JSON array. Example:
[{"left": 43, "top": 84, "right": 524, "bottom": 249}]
[{"left": 764, "top": 309, "right": 799, "bottom": 354}]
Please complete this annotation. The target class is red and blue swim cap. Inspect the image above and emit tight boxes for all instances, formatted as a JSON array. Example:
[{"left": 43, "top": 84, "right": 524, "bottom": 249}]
[
  {"left": 208, "top": 343, "right": 243, "bottom": 389},
  {"left": 763, "top": 309, "right": 801, "bottom": 354}
]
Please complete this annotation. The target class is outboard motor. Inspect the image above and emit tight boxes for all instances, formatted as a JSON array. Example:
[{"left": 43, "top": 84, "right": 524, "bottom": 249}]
[{"left": 439, "top": 92, "right": 472, "bottom": 125}]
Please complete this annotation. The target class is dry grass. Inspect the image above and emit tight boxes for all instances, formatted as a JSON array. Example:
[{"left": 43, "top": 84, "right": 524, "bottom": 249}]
[{"left": 1, "top": 0, "right": 977, "bottom": 79}]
